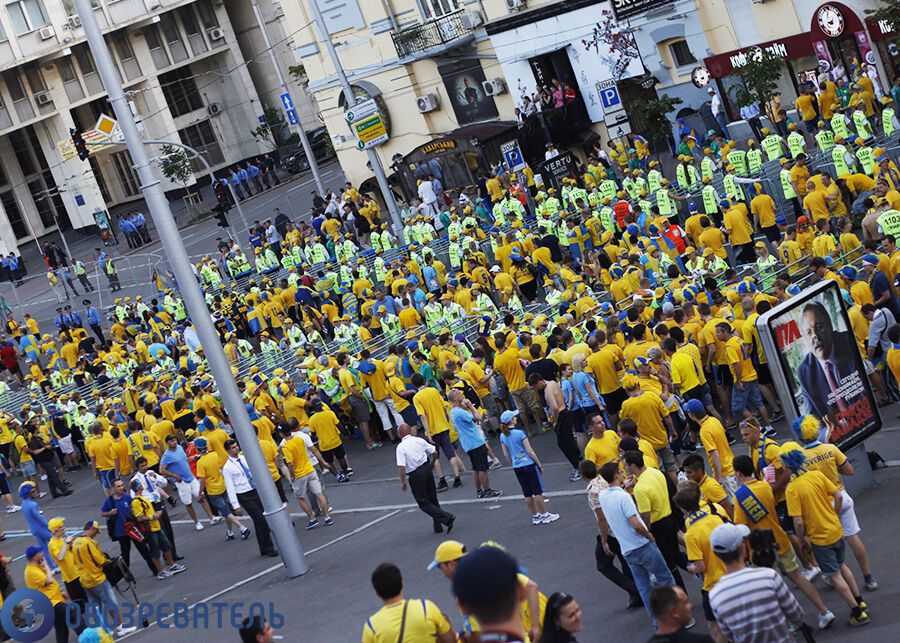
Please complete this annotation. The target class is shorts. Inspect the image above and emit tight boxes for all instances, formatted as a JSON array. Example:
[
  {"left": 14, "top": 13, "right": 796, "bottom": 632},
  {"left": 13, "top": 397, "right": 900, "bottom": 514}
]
[
  {"left": 175, "top": 478, "right": 201, "bottom": 505},
  {"left": 756, "top": 362, "right": 772, "bottom": 386},
  {"left": 99, "top": 469, "right": 117, "bottom": 490},
  {"left": 838, "top": 489, "right": 860, "bottom": 537},
  {"left": 400, "top": 406, "right": 419, "bottom": 427},
  {"left": 655, "top": 445, "right": 676, "bottom": 472},
  {"left": 291, "top": 471, "right": 323, "bottom": 498},
  {"left": 721, "top": 475, "right": 739, "bottom": 498},
  {"left": 466, "top": 444, "right": 489, "bottom": 472},
  {"left": 207, "top": 492, "right": 233, "bottom": 518},
  {"left": 20, "top": 460, "right": 36, "bottom": 477},
  {"left": 777, "top": 546, "right": 800, "bottom": 574},
  {"left": 776, "top": 500, "right": 794, "bottom": 534},
  {"left": 811, "top": 539, "right": 846, "bottom": 576},
  {"left": 514, "top": 464, "right": 544, "bottom": 497},
  {"left": 348, "top": 394, "right": 371, "bottom": 423},
  {"left": 603, "top": 387, "right": 628, "bottom": 417},
  {"left": 701, "top": 589, "right": 716, "bottom": 622},
  {"left": 714, "top": 365, "right": 733, "bottom": 388},
  {"left": 146, "top": 528, "right": 173, "bottom": 558},
  {"left": 479, "top": 394, "right": 500, "bottom": 422},
  {"left": 0, "top": 473, "right": 9, "bottom": 496},
  {"left": 510, "top": 386, "right": 542, "bottom": 417},
  {"left": 731, "top": 380, "right": 763, "bottom": 414},
  {"left": 762, "top": 225, "right": 780, "bottom": 244},
  {"left": 684, "top": 384, "right": 714, "bottom": 410},
  {"left": 432, "top": 431, "right": 456, "bottom": 461},
  {"left": 320, "top": 444, "right": 346, "bottom": 464},
  {"left": 58, "top": 434, "right": 75, "bottom": 455}
]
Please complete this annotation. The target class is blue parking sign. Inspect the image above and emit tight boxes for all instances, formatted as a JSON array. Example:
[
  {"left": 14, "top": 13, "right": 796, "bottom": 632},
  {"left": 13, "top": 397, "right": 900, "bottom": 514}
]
[
  {"left": 599, "top": 84, "right": 621, "bottom": 110},
  {"left": 501, "top": 140, "right": 525, "bottom": 171}
]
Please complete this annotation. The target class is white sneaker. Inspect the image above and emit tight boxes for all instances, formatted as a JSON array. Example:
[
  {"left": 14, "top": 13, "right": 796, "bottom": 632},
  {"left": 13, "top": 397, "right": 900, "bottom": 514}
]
[
  {"left": 157, "top": 570, "right": 173, "bottom": 580},
  {"left": 818, "top": 610, "right": 835, "bottom": 630},
  {"left": 802, "top": 566, "right": 821, "bottom": 582},
  {"left": 40, "top": 474, "right": 47, "bottom": 481},
  {"left": 194, "top": 522, "right": 205, "bottom": 531},
  {"left": 5, "top": 505, "right": 19, "bottom": 513},
  {"left": 489, "top": 459, "right": 502, "bottom": 470},
  {"left": 38, "top": 492, "right": 47, "bottom": 498},
  {"left": 541, "top": 512, "right": 560, "bottom": 524},
  {"left": 116, "top": 625, "right": 137, "bottom": 636},
  {"left": 209, "top": 516, "right": 224, "bottom": 525},
  {"left": 532, "top": 515, "right": 543, "bottom": 525}
]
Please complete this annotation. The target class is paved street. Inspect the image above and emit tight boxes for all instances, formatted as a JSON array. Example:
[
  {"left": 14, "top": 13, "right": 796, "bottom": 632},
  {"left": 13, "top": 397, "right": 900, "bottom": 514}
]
[
  {"left": 3, "top": 161, "right": 346, "bottom": 332},
  {"left": 1, "top": 415, "right": 897, "bottom": 641}
]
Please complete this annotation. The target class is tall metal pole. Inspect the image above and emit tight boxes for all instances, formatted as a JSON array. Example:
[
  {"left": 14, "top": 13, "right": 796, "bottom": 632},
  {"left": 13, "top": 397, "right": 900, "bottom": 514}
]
[
  {"left": 74, "top": 0, "right": 309, "bottom": 577},
  {"left": 250, "top": 0, "right": 325, "bottom": 195},
  {"left": 307, "top": 0, "right": 404, "bottom": 235}
]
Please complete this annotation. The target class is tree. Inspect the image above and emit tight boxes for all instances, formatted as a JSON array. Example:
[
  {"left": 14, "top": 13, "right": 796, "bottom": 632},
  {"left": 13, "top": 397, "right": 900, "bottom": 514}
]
[
  {"left": 288, "top": 64, "right": 307, "bottom": 82},
  {"left": 729, "top": 48, "right": 785, "bottom": 109},
  {"left": 625, "top": 94, "right": 683, "bottom": 154},
  {"left": 158, "top": 144, "right": 194, "bottom": 192},
  {"left": 865, "top": 1, "right": 900, "bottom": 27},
  {"left": 251, "top": 106, "right": 285, "bottom": 150}
]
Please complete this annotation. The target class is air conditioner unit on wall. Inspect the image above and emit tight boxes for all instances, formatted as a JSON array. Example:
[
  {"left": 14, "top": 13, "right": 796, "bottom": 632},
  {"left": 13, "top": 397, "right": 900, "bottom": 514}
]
[
  {"left": 208, "top": 27, "right": 224, "bottom": 41},
  {"left": 416, "top": 94, "right": 440, "bottom": 113},
  {"left": 67, "top": 15, "right": 81, "bottom": 28},
  {"left": 506, "top": 0, "right": 526, "bottom": 11},
  {"left": 482, "top": 78, "right": 507, "bottom": 96},
  {"left": 459, "top": 10, "right": 483, "bottom": 30},
  {"left": 34, "top": 91, "right": 52, "bottom": 105},
  {"left": 39, "top": 26, "right": 55, "bottom": 40},
  {"left": 207, "top": 103, "right": 221, "bottom": 116},
  {"left": 272, "top": 1, "right": 284, "bottom": 17}
]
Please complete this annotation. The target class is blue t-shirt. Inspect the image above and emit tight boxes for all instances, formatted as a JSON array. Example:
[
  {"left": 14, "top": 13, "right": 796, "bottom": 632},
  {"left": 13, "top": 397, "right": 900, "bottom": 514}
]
[
  {"left": 598, "top": 486, "right": 649, "bottom": 555},
  {"left": 449, "top": 407, "right": 485, "bottom": 453},
  {"left": 101, "top": 493, "right": 134, "bottom": 539},
  {"left": 160, "top": 446, "right": 194, "bottom": 483},
  {"left": 499, "top": 429, "right": 534, "bottom": 469}
]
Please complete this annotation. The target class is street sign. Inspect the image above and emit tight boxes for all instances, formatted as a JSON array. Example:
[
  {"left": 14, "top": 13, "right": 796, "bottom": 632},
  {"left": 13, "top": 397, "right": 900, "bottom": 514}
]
[
  {"left": 500, "top": 140, "right": 526, "bottom": 172},
  {"left": 604, "top": 111, "right": 629, "bottom": 127},
  {"left": 56, "top": 129, "right": 116, "bottom": 161},
  {"left": 280, "top": 92, "right": 294, "bottom": 111},
  {"left": 95, "top": 114, "right": 117, "bottom": 137},
  {"left": 596, "top": 79, "right": 621, "bottom": 111},
  {"left": 609, "top": 122, "right": 632, "bottom": 139},
  {"left": 352, "top": 113, "right": 389, "bottom": 149},
  {"left": 286, "top": 108, "right": 299, "bottom": 126},
  {"left": 345, "top": 98, "right": 378, "bottom": 123}
]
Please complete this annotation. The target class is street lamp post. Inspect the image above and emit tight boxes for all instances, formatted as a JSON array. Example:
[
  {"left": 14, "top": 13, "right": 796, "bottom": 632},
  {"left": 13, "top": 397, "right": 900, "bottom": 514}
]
[{"left": 74, "top": 0, "right": 309, "bottom": 577}]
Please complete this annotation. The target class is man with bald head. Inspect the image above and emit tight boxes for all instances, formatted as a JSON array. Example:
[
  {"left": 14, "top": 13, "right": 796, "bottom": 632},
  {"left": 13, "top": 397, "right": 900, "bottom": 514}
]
[{"left": 396, "top": 423, "right": 456, "bottom": 533}]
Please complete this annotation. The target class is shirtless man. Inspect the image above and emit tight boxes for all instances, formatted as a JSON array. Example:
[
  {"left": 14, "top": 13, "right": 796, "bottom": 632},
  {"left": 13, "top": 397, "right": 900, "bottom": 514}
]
[{"left": 529, "top": 373, "right": 582, "bottom": 482}]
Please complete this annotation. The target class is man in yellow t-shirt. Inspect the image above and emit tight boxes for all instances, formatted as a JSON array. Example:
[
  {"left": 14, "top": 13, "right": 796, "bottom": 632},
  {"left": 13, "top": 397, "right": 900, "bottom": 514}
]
[
  {"left": 126, "top": 425, "right": 162, "bottom": 470},
  {"left": 74, "top": 521, "right": 135, "bottom": 636},
  {"left": 684, "top": 399, "right": 737, "bottom": 498},
  {"left": 195, "top": 437, "right": 248, "bottom": 541},
  {"left": 716, "top": 322, "right": 773, "bottom": 431},
  {"left": 362, "top": 562, "right": 455, "bottom": 643},
  {"left": 282, "top": 424, "right": 334, "bottom": 529},
  {"left": 48, "top": 517, "right": 84, "bottom": 609},
  {"left": 24, "top": 545, "right": 72, "bottom": 639},
  {"left": 412, "top": 373, "right": 462, "bottom": 489},
  {"left": 683, "top": 454, "right": 734, "bottom": 517},
  {"left": 619, "top": 375, "right": 676, "bottom": 477},
  {"left": 723, "top": 204, "right": 754, "bottom": 264},
  {"left": 88, "top": 424, "right": 117, "bottom": 495},
  {"left": 308, "top": 401, "right": 353, "bottom": 482},
  {"left": 583, "top": 416, "right": 620, "bottom": 469}
]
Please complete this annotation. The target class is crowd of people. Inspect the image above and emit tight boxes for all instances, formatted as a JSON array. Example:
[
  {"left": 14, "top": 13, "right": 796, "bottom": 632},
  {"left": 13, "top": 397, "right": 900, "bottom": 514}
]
[{"left": 0, "top": 65, "right": 898, "bottom": 643}]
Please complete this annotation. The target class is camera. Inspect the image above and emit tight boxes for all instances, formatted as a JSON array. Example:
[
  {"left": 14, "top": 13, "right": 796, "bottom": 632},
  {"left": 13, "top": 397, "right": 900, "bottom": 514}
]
[{"left": 747, "top": 528, "right": 777, "bottom": 568}]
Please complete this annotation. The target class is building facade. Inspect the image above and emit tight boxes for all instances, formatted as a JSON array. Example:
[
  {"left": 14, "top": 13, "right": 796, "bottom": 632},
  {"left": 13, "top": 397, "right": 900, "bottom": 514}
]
[{"left": 0, "top": 0, "right": 316, "bottom": 256}]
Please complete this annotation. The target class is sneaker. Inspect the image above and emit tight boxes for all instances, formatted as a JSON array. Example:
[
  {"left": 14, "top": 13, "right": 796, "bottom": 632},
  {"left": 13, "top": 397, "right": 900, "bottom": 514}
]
[
  {"left": 569, "top": 470, "right": 581, "bottom": 482},
  {"left": 801, "top": 566, "right": 821, "bottom": 582},
  {"left": 324, "top": 516, "right": 333, "bottom": 526},
  {"left": 485, "top": 489, "right": 503, "bottom": 498},
  {"left": 532, "top": 515, "right": 543, "bottom": 525},
  {"left": 194, "top": 522, "right": 205, "bottom": 531},
  {"left": 337, "top": 473, "right": 350, "bottom": 483},
  {"left": 225, "top": 531, "right": 235, "bottom": 541},
  {"left": 762, "top": 425, "right": 777, "bottom": 437},
  {"left": 38, "top": 492, "right": 47, "bottom": 498},
  {"left": 818, "top": 610, "right": 835, "bottom": 630},
  {"left": 157, "top": 570, "right": 173, "bottom": 579},
  {"left": 40, "top": 474, "right": 47, "bottom": 481},
  {"left": 168, "top": 563, "right": 187, "bottom": 574},
  {"left": 489, "top": 459, "right": 502, "bottom": 470},
  {"left": 436, "top": 480, "right": 449, "bottom": 493},
  {"left": 116, "top": 625, "right": 137, "bottom": 636},
  {"left": 345, "top": 467, "right": 355, "bottom": 477},
  {"left": 210, "top": 516, "right": 224, "bottom": 525},
  {"left": 305, "top": 519, "right": 319, "bottom": 530},
  {"left": 366, "top": 443, "right": 379, "bottom": 451},
  {"left": 476, "top": 490, "right": 486, "bottom": 499},
  {"left": 848, "top": 610, "right": 870, "bottom": 627},
  {"left": 865, "top": 578, "right": 879, "bottom": 592},
  {"left": 541, "top": 512, "right": 560, "bottom": 524},
  {"left": 5, "top": 506, "right": 19, "bottom": 514},
  {"left": 240, "top": 528, "right": 252, "bottom": 541},
  {"left": 452, "top": 477, "right": 463, "bottom": 488}
]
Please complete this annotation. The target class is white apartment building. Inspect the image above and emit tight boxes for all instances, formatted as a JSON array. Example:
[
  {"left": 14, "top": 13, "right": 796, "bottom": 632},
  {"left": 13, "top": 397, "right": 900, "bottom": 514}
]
[{"left": 0, "top": 0, "right": 315, "bottom": 256}]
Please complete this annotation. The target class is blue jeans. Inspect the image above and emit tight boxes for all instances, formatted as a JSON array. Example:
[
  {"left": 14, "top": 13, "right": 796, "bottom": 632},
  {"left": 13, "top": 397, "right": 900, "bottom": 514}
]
[
  {"left": 84, "top": 580, "right": 119, "bottom": 627},
  {"left": 623, "top": 541, "right": 676, "bottom": 623}
]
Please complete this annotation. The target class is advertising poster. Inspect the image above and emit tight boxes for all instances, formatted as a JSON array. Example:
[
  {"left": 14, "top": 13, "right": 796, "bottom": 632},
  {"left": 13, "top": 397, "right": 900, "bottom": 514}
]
[
  {"left": 758, "top": 280, "right": 882, "bottom": 451},
  {"left": 438, "top": 60, "right": 498, "bottom": 126}
]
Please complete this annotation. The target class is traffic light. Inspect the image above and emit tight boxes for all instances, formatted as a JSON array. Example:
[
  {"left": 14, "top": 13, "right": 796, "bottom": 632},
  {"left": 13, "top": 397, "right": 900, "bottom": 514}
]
[
  {"left": 70, "top": 128, "right": 89, "bottom": 161},
  {"left": 213, "top": 208, "right": 230, "bottom": 228},
  {"left": 213, "top": 181, "right": 231, "bottom": 227}
]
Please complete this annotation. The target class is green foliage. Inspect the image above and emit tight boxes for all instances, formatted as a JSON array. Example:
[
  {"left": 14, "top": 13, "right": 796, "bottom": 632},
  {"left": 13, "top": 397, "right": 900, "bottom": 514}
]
[
  {"left": 158, "top": 144, "right": 193, "bottom": 188},
  {"left": 251, "top": 106, "right": 285, "bottom": 149},
  {"left": 730, "top": 48, "right": 785, "bottom": 108},
  {"left": 626, "top": 94, "right": 683, "bottom": 147},
  {"left": 288, "top": 64, "right": 306, "bottom": 81},
  {"left": 865, "top": 1, "right": 900, "bottom": 26}
]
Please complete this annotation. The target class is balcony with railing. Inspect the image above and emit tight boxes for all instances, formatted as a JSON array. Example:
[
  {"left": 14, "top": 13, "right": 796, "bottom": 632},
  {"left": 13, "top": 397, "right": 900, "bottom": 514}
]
[{"left": 390, "top": 10, "right": 476, "bottom": 60}]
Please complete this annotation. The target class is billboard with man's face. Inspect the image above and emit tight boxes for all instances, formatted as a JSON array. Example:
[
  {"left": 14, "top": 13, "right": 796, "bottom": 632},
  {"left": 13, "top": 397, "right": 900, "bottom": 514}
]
[{"left": 757, "top": 280, "right": 882, "bottom": 451}]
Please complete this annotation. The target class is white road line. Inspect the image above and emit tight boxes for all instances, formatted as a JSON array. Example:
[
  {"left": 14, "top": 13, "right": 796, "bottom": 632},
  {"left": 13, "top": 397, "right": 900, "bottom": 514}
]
[
  {"left": 120, "top": 509, "right": 401, "bottom": 639},
  {"left": 885, "top": 460, "right": 900, "bottom": 466}
]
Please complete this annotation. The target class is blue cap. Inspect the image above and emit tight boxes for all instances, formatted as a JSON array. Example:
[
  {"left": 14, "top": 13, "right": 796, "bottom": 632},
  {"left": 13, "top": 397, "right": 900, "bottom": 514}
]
[
  {"left": 407, "top": 340, "right": 418, "bottom": 350},
  {"left": 25, "top": 546, "right": 43, "bottom": 560},
  {"left": 500, "top": 409, "right": 519, "bottom": 424},
  {"left": 775, "top": 214, "right": 787, "bottom": 226},
  {"left": 737, "top": 281, "right": 756, "bottom": 294},
  {"left": 839, "top": 266, "right": 857, "bottom": 280},
  {"left": 633, "top": 356, "right": 650, "bottom": 368},
  {"left": 862, "top": 254, "right": 879, "bottom": 265},
  {"left": 357, "top": 360, "right": 376, "bottom": 375},
  {"left": 684, "top": 398, "right": 705, "bottom": 415},
  {"left": 626, "top": 224, "right": 640, "bottom": 236},
  {"left": 648, "top": 224, "right": 659, "bottom": 235},
  {"left": 719, "top": 199, "right": 730, "bottom": 207},
  {"left": 193, "top": 437, "right": 208, "bottom": 450},
  {"left": 824, "top": 256, "right": 834, "bottom": 266},
  {"left": 786, "top": 284, "right": 801, "bottom": 295},
  {"left": 599, "top": 302, "right": 612, "bottom": 314}
]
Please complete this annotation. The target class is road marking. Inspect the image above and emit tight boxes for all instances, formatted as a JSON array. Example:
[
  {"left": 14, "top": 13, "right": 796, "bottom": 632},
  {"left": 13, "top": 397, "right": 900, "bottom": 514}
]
[
  {"left": 120, "top": 509, "right": 401, "bottom": 639},
  {"left": 885, "top": 460, "right": 900, "bottom": 467}
]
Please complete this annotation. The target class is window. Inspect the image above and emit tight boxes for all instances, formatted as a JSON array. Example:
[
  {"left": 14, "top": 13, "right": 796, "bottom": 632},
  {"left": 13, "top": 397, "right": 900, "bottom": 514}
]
[
  {"left": 178, "top": 6, "right": 200, "bottom": 35},
  {"left": 669, "top": 39, "right": 696, "bottom": 68},
  {"left": 422, "top": 0, "right": 458, "bottom": 20},
  {"left": 160, "top": 13, "right": 182, "bottom": 45},
  {"left": 1, "top": 190, "right": 28, "bottom": 239},
  {"left": 114, "top": 36, "right": 135, "bottom": 62},
  {"left": 177, "top": 120, "right": 223, "bottom": 168},
  {"left": 145, "top": 24, "right": 163, "bottom": 51},
  {"left": 23, "top": 65, "right": 46, "bottom": 93},
  {"left": 195, "top": 0, "right": 218, "bottom": 30},
  {"left": 6, "top": 0, "right": 47, "bottom": 35},
  {"left": 0, "top": 19, "right": 7, "bottom": 42},
  {"left": 74, "top": 45, "right": 96, "bottom": 74},
  {"left": 111, "top": 150, "right": 140, "bottom": 197},
  {"left": 160, "top": 66, "right": 203, "bottom": 117}
]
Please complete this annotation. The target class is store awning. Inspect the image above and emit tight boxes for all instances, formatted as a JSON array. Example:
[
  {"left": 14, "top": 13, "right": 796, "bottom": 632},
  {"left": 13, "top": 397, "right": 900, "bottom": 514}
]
[
  {"left": 866, "top": 17, "right": 897, "bottom": 42},
  {"left": 447, "top": 120, "right": 518, "bottom": 143},
  {"left": 703, "top": 33, "right": 815, "bottom": 78}
]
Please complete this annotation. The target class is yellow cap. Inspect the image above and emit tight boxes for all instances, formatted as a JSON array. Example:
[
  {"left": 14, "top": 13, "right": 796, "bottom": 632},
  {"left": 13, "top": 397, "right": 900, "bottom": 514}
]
[
  {"left": 427, "top": 540, "right": 467, "bottom": 570},
  {"left": 48, "top": 517, "right": 65, "bottom": 531}
]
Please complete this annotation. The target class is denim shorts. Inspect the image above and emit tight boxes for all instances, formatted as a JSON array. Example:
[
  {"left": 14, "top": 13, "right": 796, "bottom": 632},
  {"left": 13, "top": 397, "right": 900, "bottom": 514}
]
[
  {"left": 731, "top": 380, "right": 763, "bottom": 414},
  {"left": 19, "top": 460, "right": 36, "bottom": 477},
  {"left": 811, "top": 539, "right": 846, "bottom": 576},
  {"left": 207, "top": 492, "right": 233, "bottom": 518}
]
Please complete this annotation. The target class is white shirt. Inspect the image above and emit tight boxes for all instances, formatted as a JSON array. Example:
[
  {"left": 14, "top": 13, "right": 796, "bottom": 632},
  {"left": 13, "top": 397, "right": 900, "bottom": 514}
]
[
  {"left": 395, "top": 435, "right": 435, "bottom": 471},
  {"left": 545, "top": 148, "right": 560, "bottom": 160},
  {"left": 132, "top": 470, "right": 165, "bottom": 504},
  {"left": 222, "top": 455, "right": 254, "bottom": 509},
  {"left": 418, "top": 181, "right": 437, "bottom": 204},
  {"left": 710, "top": 93, "right": 723, "bottom": 115},
  {"left": 266, "top": 224, "right": 280, "bottom": 244}
]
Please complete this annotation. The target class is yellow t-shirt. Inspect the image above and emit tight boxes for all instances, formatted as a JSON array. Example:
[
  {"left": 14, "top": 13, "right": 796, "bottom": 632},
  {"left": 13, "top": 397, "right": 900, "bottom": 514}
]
[
  {"left": 633, "top": 466, "right": 672, "bottom": 523},
  {"left": 150, "top": 419, "right": 175, "bottom": 444},
  {"left": 724, "top": 207, "right": 753, "bottom": 246},
  {"left": 785, "top": 470, "right": 842, "bottom": 546},
  {"left": 413, "top": 388, "right": 451, "bottom": 435},
  {"left": 196, "top": 452, "right": 226, "bottom": 495},
  {"left": 259, "top": 438, "right": 280, "bottom": 481},
  {"left": 699, "top": 416, "right": 735, "bottom": 477},
  {"left": 89, "top": 435, "right": 116, "bottom": 471},
  {"left": 803, "top": 443, "right": 846, "bottom": 491},
  {"left": 112, "top": 439, "right": 133, "bottom": 476},
  {"left": 388, "top": 376, "right": 411, "bottom": 412},
  {"left": 283, "top": 434, "right": 315, "bottom": 479},
  {"left": 127, "top": 431, "right": 160, "bottom": 467},
  {"left": 132, "top": 496, "right": 161, "bottom": 532},
  {"left": 204, "top": 428, "right": 230, "bottom": 466},
  {"left": 338, "top": 367, "right": 359, "bottom": 398},
  {"left": 14, "top": 434, "right": 32, "bottom": 463},
  {"left": 282, "top": 395, "right": 309, "bottom": 426},
  {"left": 309, "top": 409, "right": 343, "bottom": 451},
  {"left": 619, "top": 391, "right": 669, "bottom": 450},
  {"left": 253, "top": 416, "right": 276, "bottom": 444},
  {"left": 588, "top": 345, "right": 624, "bottom": 394},
  {"left": 686, "top": 511, "right": 730, "bottom": 591},
  {"left": 699, "top": 475, "right": 728, "bottom": 505},
  {"left": 795, "top": 94, "right": 817, "bottom": 121},
  {"left": 73, "top": 537, "right": 107, "bottom": 589},
  {"left": 362, "top": 599, "right": 452, "bottom": 643},
  {"left": 669, "top": 352, "right": 700, "bottom": 393},
  {"left": 725, "top": 335, "right": 757, "bottom": 382},
  {"left": 494, "top": 347, "right": 526, "bottom": 391},
  {"left": 24, "top": 563, "right": 65, "bottom": 605},
  {"left": 584, "top": 431, "right": 620, "bottom": 469},
  {"left": 699, "top": 228, "right": 727, "bottom": 259},
  {"left": 461, "top": 360, "right": 490, "bottom": 398},
  {"left": 733, "top": 479, "right": 792, "bottom": 555},
  {"left": 750, "top": 194, "right": 777, "bottom": 228},
  {"left": 49, "top": 536, "right": 83, "bottom": 583}
]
